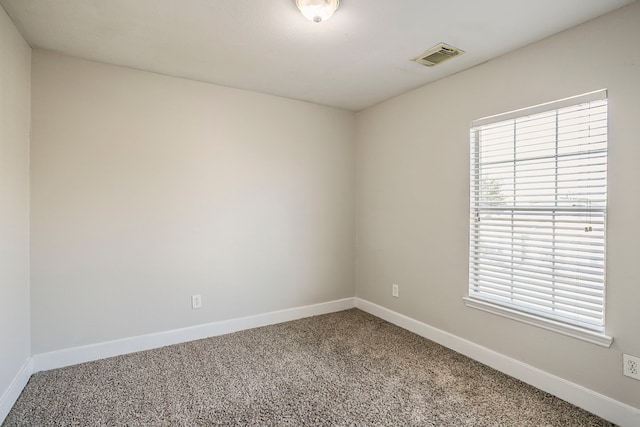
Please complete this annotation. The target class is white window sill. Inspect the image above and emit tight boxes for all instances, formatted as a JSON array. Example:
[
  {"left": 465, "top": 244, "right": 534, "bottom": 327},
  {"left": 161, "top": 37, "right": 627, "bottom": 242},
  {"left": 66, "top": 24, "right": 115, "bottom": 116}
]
[{"left": 463, "top": 297, "right": 613, "bottom": 348}]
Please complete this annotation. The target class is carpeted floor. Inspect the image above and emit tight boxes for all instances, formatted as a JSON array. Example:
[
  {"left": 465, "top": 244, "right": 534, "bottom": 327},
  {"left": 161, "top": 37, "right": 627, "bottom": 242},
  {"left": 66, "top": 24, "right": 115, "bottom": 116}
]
[{"left": 4, "top": 309, "right": 614, "bottom": 426}]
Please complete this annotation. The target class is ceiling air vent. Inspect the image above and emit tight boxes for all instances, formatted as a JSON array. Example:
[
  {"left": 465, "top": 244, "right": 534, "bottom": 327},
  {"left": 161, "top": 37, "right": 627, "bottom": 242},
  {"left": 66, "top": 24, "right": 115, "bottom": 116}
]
[{"left": 411, "top": 43, "right": 464, "bottom": 67}]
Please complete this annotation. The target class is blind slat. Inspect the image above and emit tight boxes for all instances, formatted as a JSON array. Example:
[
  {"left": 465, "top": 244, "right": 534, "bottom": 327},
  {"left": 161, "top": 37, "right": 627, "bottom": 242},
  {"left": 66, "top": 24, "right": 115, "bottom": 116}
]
[
  {"left": 470, "top": 264, "right": 604, "bottom": 290},
  {"left": 472, "top": 242, "right": 604, "bottom": 263},
  {"left": 470, "top": 253, "right": 605, "bottom": 280},
  {"left": 471, "top": 248, "right": 604, "bottom": 271},
  {"left": 470, "top": 278, "right": 604, "bottom": 314},
  {"left": 470, "top": 289, "right": 603, "bottom": 325},
  {"left": 470, "top": 294, "right": 604, "bottom": 331}
]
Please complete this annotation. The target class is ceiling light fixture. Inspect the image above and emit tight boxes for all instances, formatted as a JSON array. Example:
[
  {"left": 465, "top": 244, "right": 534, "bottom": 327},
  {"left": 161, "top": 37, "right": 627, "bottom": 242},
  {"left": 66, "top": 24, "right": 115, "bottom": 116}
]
[{"left": 295, "top": 0, "right": 340, "bottom": 23}]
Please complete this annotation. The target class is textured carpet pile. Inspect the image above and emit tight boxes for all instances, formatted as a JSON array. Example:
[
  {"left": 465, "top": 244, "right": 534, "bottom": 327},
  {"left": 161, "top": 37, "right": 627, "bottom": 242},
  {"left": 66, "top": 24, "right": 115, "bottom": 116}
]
[{"left": 4, "top": 309, "right": 613, "bottom": 426}]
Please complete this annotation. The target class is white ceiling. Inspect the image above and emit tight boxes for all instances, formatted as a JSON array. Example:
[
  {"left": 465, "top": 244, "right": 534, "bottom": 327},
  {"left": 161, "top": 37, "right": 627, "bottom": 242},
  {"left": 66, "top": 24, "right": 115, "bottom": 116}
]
[{"left": 1, "top": 0, "right": 636, "bottom": 111}]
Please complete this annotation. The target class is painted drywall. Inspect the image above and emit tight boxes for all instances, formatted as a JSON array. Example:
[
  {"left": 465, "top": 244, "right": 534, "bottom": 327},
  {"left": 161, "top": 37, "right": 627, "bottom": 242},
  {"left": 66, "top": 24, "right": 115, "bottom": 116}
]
[
  {"left": 0, "top": 5, "right": 31, "bottom": 402},
  {"left": 356, "top": 1, "right": 640, "bottom": 410},
  {"left": 30, "top": 50, "right": 355, "bottom": 353}
]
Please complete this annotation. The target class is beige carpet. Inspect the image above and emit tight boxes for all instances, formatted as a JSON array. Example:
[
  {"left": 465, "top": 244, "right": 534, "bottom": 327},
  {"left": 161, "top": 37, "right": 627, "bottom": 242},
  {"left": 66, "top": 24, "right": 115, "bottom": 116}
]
[{"left": 4, "top": 309, "right": 613, "bottom": 426}]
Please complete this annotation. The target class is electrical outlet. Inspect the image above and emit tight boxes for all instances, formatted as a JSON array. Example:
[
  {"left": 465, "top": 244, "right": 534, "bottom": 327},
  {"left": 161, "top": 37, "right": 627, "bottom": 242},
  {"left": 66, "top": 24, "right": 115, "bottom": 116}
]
[
  {"left": 191, "top": 294, "right": 202, "bottom": 309},
  {"left": 623, "top": 354, "right": 640, "bottom": 380},
  {"left": 392, "top": 284, "right": 399, "bottom": 298}
]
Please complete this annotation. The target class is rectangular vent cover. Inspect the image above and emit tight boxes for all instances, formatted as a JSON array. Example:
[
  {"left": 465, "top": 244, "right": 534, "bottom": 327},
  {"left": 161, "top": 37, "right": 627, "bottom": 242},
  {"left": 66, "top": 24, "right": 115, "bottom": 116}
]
[{"left": 411, "top": 43, "right": 464, "bottom": 67}]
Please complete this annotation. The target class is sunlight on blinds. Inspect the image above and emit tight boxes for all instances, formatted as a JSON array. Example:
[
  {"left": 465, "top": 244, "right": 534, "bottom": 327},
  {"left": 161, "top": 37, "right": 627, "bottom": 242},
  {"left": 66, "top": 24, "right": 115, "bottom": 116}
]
[{"left": 469, "top": 90, "right": 608, "bottom": 334}]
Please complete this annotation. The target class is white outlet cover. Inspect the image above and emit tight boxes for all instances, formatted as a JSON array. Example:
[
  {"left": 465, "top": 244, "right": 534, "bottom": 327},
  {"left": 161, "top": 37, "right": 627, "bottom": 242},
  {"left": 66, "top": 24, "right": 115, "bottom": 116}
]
[
  {"left": 623, "top": 354, "right": 640, "bottom": 380},
  {"left": 392, "top": 284, "right": 399, "bottom": 298},
  {"left": 191, "top": 294, "right": 202, "bottom": 309}
]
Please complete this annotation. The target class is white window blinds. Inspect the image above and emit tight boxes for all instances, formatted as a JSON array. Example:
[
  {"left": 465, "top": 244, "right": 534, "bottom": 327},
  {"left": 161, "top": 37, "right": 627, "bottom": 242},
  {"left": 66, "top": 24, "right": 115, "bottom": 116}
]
[{"left": 468, "top": 90, "right": 609, "bottom": 342}]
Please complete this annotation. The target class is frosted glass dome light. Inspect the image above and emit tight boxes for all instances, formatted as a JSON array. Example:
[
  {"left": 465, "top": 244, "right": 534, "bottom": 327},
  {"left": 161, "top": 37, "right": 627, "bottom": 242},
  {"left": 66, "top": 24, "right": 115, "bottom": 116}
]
[{"left": 295, "top": 0, "right": 340, "bottom": 23}]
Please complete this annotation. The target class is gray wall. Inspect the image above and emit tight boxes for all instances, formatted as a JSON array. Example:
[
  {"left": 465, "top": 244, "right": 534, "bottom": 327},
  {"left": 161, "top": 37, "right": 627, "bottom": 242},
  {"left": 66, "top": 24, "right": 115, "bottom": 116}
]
[
  {"left": 0, "top": 6, "right": 31, "bottom": 400},
  {"left": 6, "top": 0, "right": 640, "bottom": 416},
  {"left": 30, "top": 50, "right": 356, "bottom": 353},
  {"left": 356, "top": 1, "right": 640, "bottom": 409}
]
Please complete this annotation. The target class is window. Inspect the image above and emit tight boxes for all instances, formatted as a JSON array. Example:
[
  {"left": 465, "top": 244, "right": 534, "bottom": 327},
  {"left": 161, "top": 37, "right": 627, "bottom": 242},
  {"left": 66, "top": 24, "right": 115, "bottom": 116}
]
[{"left": 465, "top": 90, "right": 612, "bottom": 347}]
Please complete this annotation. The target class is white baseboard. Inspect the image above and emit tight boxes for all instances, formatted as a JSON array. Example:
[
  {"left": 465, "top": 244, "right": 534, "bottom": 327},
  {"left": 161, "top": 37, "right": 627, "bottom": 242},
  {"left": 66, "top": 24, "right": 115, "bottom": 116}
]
[
  {"left": 0, "top": 358, "right": 34, "bottom": 423},
  {"left": 355, "top": 298, "right": 640, "bottom": 427},
  {"left": 1, "top": 298, "right": 355, "bottom": 425},
  {"left": 7, "top": 297, "right": 638, "bottom": 426},
  {"left": 33, "top": 297, "right": 356, "bottom": 372}
]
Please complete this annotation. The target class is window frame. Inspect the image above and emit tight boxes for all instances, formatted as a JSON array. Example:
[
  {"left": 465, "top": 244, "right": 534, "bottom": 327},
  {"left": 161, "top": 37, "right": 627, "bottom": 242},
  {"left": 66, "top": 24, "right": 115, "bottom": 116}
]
[{"left": 464, "top": 90, "right": 613, "bottom": 347}]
